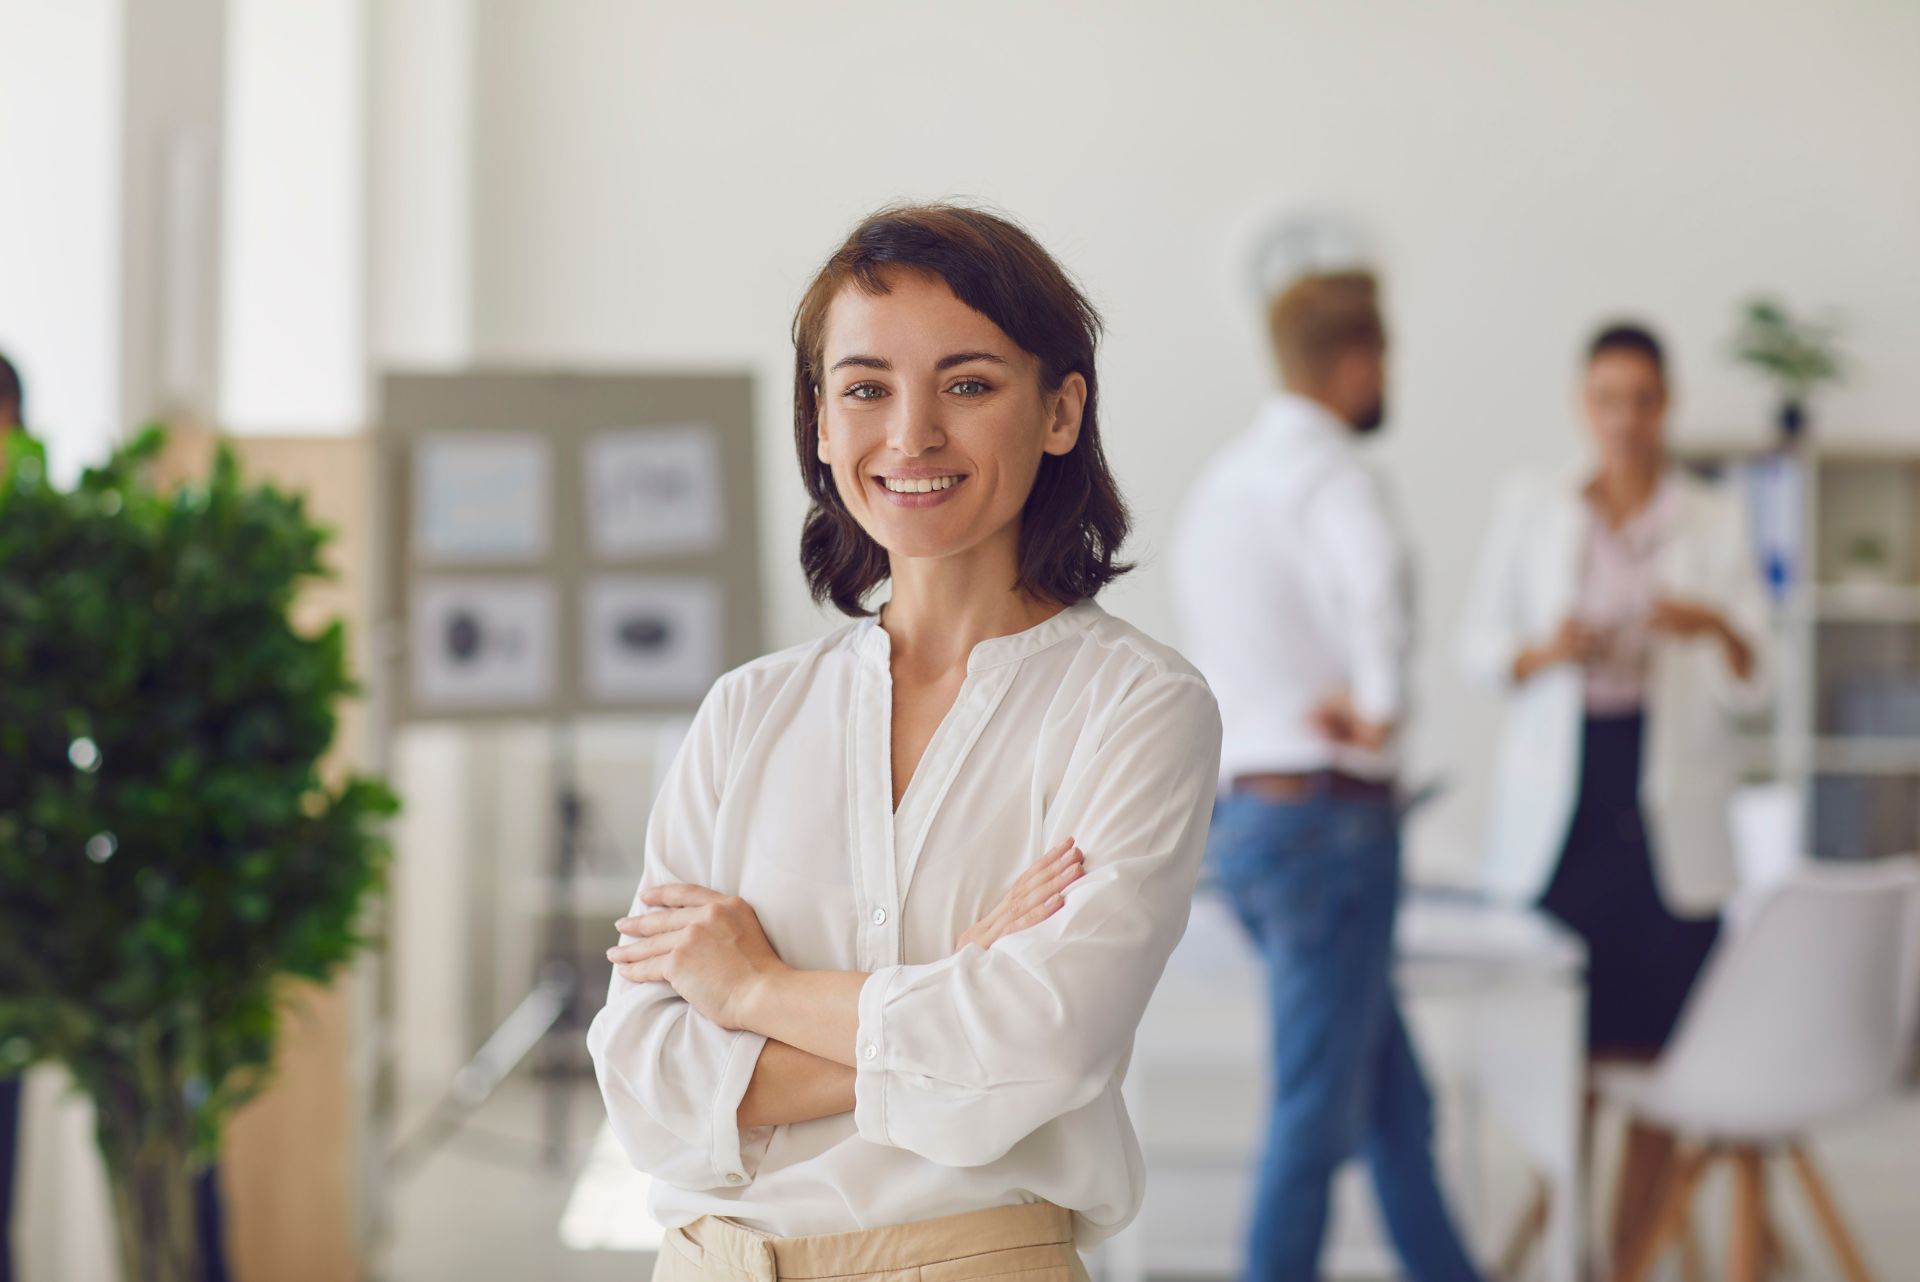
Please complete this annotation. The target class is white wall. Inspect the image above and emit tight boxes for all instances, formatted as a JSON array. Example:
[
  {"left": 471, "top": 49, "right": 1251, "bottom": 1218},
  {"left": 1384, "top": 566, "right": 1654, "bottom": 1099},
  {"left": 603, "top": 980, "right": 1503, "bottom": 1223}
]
[
  {"left": 118, "top": 0, "right": 225, "bottom": 432},
  {"left": 219, "top": 0, "right": 367, "bottom": 434},
  {"left": 368, "top": 0, "right": 475, "bottom": 369},
  {"left": 0, "top": 0, "right": 122, "bottom": 485},
  {"left": 422, "top": 0, "right": 1920, "bottom": 879}
]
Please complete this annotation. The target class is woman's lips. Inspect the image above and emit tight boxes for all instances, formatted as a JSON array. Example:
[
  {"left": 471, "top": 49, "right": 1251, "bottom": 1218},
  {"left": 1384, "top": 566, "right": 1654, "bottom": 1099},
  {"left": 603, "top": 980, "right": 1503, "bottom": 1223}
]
[{"left": 873, "top": 473, "right": 968, "bottom": 508}]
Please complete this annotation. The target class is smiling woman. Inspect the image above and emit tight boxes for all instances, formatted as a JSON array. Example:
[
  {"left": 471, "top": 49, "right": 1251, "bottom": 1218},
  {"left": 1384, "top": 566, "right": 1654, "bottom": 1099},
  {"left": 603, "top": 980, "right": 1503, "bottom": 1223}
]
[
  {"left": 586, "top": 203, "right": 1222, "bottom": 1281},
  {"left": 790, "top": 204, "right": 1131, "bottom": 616}
]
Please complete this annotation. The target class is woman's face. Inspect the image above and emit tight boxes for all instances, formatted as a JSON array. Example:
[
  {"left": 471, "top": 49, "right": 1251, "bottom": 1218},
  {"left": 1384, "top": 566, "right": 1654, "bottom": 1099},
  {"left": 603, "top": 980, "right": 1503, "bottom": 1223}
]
[
  {"left": 816, "top": 269, "right": 1084, "bottom": 565},
  {"left": 1582, "top": 350, "right": 1668, "bottom": 469}
]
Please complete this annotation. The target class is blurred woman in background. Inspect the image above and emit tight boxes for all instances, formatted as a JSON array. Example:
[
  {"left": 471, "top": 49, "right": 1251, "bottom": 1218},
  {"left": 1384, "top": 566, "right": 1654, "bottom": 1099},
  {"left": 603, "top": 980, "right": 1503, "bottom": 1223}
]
[{"left": 1458, "top": 322, "right": 1770, "bottom": 1257}]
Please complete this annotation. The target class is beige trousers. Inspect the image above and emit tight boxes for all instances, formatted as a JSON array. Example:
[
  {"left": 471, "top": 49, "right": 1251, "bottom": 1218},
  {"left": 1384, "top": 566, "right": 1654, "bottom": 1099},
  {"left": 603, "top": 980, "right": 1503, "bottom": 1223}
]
[{"left": 650, "top": 1202, "right": 1093, "bottom": 1282}]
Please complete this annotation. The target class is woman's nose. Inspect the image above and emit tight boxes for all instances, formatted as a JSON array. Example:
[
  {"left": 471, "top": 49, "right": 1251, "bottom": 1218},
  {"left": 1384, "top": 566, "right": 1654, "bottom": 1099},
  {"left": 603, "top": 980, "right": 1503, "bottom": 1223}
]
[{"left": 887, "top": 391, "right": 945, "bottom": 457}]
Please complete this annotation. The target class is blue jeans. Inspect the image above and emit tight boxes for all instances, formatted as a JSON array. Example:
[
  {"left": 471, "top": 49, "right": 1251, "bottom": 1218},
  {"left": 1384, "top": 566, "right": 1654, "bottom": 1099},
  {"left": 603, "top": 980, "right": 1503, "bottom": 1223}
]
[{"left": 1207, "top": 792, "right": 1483, "bottom": 1282}]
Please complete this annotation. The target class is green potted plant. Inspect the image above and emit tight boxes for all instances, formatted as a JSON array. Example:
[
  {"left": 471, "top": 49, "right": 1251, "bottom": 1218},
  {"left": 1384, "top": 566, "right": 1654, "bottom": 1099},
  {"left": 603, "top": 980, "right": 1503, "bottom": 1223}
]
[
  {"left": 0, "top": 426, "right": 398, "bottom": 1282},
  {"left": 1730, "top": 296, "right": 1845, "bottom": 440}
]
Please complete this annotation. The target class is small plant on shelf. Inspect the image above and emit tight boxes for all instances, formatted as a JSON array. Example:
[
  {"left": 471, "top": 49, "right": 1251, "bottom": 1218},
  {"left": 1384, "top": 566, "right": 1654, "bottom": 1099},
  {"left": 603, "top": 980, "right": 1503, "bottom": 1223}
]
[{"left": 1729, "top": 297, "right": 1844, "bottom": 440}]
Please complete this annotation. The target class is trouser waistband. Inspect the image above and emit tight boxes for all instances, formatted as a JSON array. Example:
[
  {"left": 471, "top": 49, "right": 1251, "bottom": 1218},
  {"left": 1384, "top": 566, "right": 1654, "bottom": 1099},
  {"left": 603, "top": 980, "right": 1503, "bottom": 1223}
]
[{"left": 674, "top": 1201, "right": 1075, "bottom": 1281}]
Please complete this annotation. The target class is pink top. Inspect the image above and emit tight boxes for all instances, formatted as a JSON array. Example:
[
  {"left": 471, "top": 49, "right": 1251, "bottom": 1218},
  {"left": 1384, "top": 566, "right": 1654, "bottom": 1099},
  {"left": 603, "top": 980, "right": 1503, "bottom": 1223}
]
[{"left": 1578, "top": 476, "right": 1678, "bottom": 715}]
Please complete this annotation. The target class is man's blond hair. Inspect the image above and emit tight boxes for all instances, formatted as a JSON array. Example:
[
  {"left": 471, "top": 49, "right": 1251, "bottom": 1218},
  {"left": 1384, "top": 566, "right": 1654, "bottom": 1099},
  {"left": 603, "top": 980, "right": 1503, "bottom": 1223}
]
[{"left": 1265, "top": 270, "right": 1384, "bottom": 391}]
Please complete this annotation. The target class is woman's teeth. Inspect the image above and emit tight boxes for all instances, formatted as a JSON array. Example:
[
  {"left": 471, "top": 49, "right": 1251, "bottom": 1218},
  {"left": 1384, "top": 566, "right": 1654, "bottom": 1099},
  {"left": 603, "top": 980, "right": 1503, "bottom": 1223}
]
[{"left": 882, "top": 475, "right": 961, "bottom": 494}]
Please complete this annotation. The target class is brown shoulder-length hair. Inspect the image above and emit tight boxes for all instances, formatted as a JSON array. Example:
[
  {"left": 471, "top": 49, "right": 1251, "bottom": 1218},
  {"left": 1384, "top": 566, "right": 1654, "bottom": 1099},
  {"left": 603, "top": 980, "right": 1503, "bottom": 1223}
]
[{"left": 792, "top": 203, "right": 1131, "bottom": 617}]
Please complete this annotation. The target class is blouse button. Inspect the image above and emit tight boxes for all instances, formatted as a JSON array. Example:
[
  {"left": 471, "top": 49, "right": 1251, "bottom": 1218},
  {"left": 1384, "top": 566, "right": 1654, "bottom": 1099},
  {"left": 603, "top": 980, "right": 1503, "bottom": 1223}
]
[
  {"left": 725, "top": 1172, "right": 744, "bottom": 1185},
  {"left": 863, "top": 1044, "right": 878, "bottom": 1060},
  {"left": 871, "top": 907, "right": 888, "bottom": 926}
]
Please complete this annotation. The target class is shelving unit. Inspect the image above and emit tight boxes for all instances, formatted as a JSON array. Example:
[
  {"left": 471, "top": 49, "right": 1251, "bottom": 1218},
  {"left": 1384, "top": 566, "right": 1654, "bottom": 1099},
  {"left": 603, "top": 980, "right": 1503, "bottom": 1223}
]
[{"left": 1675, "top": 437, "right": 1920, "bottom": 860}]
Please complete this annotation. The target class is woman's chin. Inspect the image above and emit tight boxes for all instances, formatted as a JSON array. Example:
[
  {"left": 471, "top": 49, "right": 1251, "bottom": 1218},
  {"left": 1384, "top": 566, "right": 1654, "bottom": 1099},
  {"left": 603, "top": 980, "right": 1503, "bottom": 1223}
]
[
  {"left": 866, "top": 513, "right": 1004, "bottom": 565},
  {"left": 875, "top": 531, "right": 973, "bottom": 563}
]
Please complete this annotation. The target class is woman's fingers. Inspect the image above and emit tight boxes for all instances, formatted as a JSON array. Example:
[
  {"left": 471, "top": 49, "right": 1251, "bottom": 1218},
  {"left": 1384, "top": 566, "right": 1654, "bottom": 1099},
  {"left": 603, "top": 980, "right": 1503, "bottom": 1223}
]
[
  {"left": 1018, "top": 846, "right": 1084, "bottom": 909},
  {"left": 615, "top": 906, "right": 702, "bottom": 937},
  {"left": 607, "top": 934, "right": 677, "bottom": 965},
  {"left": 609, "top": 929, "right": 684, "bottom": 983},
  {"left": 1009, "top": 837, "right": 1075, "bottom": 893},
  {"left": 980, "top": 847, "right": 1085, "bottom": 950},
  {"left": 983, "top": 891, "right": 1071, "bottom": 951},
  {"left": 1003, "top": 844, "right": 1083, "bottom": 913},
  {"left": 637, "top": 883, "right": 723, "bottom": 910},
  {"left": 615, "top": 960, "right": 665, "bottom": 985},
  {"left": 1012, "top": 893, "right": 1068, "bottom": 933},
  {"left": 617, "top": 890, "right": 730, "bottom": 935},
  {"left": 954, "top": 839, "right": 1085, "bottom": 955}
]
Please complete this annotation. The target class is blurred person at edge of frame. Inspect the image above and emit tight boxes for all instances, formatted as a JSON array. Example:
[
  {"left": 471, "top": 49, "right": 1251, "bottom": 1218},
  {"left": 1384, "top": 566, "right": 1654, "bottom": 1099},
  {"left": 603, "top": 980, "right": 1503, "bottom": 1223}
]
[
  {"left": 1170, "top": 275, "right": 1486, "bottom": 1282},
  {"left": 1457, "top": 322, "right": 1769, "bottom": 1260},
  {"left": 0, "top": 349, "right": 235, "bottom": 1282}
]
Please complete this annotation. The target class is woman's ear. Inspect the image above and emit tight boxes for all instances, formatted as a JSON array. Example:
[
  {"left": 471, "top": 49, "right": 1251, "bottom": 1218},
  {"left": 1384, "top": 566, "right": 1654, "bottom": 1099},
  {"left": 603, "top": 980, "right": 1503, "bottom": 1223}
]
[
  {"left": 814, "top": 387, "right": 833, "bottom": 463},
  {"left": 1042, "top": 371, "right": 1087, "bottom": 457}
]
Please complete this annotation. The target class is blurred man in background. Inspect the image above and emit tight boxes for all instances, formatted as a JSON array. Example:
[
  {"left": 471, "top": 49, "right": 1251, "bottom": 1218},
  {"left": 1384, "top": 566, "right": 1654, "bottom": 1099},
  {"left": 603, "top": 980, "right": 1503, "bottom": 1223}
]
[{"left": 1171, "top": 276, "right": 1483, "bottom": 1281}]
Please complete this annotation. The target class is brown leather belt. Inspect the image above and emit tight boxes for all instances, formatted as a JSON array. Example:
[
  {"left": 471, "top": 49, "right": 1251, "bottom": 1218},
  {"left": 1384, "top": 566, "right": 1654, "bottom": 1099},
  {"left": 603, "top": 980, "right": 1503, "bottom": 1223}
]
[{"left": 1231, "top": 770, "right": 1396, "bottom": 805}]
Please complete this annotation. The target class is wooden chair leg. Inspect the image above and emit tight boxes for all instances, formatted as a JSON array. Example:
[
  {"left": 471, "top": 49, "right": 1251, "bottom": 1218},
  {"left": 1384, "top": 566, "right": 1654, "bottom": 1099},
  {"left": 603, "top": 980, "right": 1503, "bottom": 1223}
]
[
  {"left": 1729, "top": 1147, "right": 1766, "bottom": 1282},
  {"left": 1788, "top": 1144, "right": 1878, "bottom": 1282},
  {"left": 1757, "top": 1184, "right": 1794, "bottom": 1279},
  {"left": 1496, "top": 1175, "right": 1550, "bottom": 1281},
  {"left": 1611, "top": 1147, "right": 1713, "bottom": 1282},
  {"left": 1610, "top": 1121, "right": 1680, "bottom": 1268}
]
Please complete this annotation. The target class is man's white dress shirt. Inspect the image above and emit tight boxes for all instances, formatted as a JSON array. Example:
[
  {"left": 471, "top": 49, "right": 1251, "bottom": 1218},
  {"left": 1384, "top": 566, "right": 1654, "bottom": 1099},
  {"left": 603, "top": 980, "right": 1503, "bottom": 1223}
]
[
  {"left": 586, "top": 598, "right": 1222, "bottom": 1247},
  {"left": 1170, "top": 392, "right": 1412, "bottom": 783}
]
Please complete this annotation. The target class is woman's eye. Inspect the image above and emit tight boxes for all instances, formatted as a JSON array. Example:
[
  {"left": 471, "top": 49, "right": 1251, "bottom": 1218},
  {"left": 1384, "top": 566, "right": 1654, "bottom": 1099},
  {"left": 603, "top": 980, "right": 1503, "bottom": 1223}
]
[
  {"left": 949, "top": 378, "right": 991, "bottom": 397},
  {"left": 844, "top": 383, "right": 886, "bottom": 401}
]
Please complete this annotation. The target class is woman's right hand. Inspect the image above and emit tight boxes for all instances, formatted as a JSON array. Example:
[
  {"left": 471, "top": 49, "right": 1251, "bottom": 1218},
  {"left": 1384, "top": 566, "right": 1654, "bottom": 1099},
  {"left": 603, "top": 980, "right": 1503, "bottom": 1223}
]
[
  {"left": 956, "top": 837, "right": 1085, "bottom": 953},
  {"left": 1512, "top": 617, "right": 1608, "bottom": 683}
]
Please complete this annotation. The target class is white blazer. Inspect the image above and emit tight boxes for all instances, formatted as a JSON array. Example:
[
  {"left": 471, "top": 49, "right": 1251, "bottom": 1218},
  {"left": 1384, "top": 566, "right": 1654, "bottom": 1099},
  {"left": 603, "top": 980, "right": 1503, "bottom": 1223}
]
[{"left": 1458, "top": 467, "right": 1772, "bottom": 915}]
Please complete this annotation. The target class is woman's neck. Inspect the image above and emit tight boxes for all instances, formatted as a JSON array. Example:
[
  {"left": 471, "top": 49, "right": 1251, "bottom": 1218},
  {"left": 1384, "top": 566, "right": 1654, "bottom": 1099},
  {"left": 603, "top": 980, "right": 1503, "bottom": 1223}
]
[
  {"left": 880, "top": 532, "right": 1063, "bottom": 676},
  {"left": 1586, "top": 454, "right": 1664, "bottom": 529}
]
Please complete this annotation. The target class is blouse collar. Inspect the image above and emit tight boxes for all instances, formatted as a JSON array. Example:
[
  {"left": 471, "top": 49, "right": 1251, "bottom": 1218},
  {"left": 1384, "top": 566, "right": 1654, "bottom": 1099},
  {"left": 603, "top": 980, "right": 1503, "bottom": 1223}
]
[
  {"left": 857, "top": 597, "right": 1104, "bottom": 674},
  {"left": 1583, "top": 467, "right": 1683, "bottom": 555}
]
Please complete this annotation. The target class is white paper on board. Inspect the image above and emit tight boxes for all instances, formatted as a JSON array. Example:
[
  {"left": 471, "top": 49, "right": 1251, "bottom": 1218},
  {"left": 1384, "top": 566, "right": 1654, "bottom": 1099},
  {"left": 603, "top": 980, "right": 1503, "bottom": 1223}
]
[
  {"left": 411, "top": 577, "right": 558, "bottom": 711},
  {"left": 582, "top": 577, "right": 723, "bottom": 704},
  {"left": 583, "top": 426, "right": 724, "bottom": 557},
  {"left": 414, "top": 433, "right": 551, "bottom": 562}
]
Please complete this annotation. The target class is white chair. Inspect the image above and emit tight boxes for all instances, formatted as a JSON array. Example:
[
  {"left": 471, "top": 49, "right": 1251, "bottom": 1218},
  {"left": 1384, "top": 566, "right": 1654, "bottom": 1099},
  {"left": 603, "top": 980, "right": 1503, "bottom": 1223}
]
[
  {"left": 1728, "top": 782, "right": 1808, "bottom": 894},
  {"left": 1595, "top": 857, "right": 1920, "bottom": 1282}
]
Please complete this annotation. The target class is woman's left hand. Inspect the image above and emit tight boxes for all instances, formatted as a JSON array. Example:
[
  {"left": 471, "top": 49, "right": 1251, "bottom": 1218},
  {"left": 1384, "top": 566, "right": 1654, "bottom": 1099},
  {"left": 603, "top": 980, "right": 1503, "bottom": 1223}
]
[
  {"left": 1650, "top": 596, "right": 1753, "bottom": 680},
  {"left": 1648, "top": 596, "right": 1725, "bottom": 639},
  {"left": 609, "top": 886, "right": 788, "bottom": 1031}
]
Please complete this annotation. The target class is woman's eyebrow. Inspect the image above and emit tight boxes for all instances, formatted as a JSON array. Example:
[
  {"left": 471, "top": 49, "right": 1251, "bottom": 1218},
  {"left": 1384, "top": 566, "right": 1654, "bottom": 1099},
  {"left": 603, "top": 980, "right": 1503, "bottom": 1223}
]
[
  {"left": 936, "top": 350, "right": 1008, "bottom": 371},
  {"left": 827, "top": 350, "right": 1009, "bottom": 374}
]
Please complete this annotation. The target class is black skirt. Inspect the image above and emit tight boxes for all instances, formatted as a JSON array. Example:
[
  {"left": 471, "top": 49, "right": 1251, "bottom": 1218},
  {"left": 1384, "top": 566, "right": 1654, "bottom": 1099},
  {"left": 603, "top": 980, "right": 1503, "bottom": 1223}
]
[{"left": 1538, "top": 711, "right": 1722, "bottom": 1058}]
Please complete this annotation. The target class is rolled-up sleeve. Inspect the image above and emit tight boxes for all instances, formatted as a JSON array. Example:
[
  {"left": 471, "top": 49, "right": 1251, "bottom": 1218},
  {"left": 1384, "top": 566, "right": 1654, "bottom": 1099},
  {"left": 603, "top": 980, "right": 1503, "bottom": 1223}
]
[
  {"left": 851, "top": 671, "right": 1222, "bottom": 1168},
  {"left": 585, "top": 677, "right": 773, "bottom": 1189}
]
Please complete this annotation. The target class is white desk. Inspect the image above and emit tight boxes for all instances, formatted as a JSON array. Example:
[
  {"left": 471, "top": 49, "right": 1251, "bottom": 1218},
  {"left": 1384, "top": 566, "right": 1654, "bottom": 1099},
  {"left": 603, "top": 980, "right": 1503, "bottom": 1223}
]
[{"left": 1099, "top": 889, "right": 1586, "bottom": 1282}]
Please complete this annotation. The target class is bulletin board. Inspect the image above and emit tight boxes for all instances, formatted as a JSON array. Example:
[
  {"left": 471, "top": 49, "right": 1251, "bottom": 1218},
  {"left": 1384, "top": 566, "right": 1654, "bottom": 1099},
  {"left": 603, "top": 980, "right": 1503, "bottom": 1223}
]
[{"left": 377, "top": 370, "right": 763, "bottom": 723}]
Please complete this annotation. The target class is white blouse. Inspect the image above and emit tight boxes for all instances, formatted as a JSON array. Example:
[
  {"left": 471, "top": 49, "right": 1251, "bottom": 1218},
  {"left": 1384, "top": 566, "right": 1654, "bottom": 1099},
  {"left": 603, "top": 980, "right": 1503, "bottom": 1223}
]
[{"left": 586, "top": 598, "right": 1222, "bottom": 1248}]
